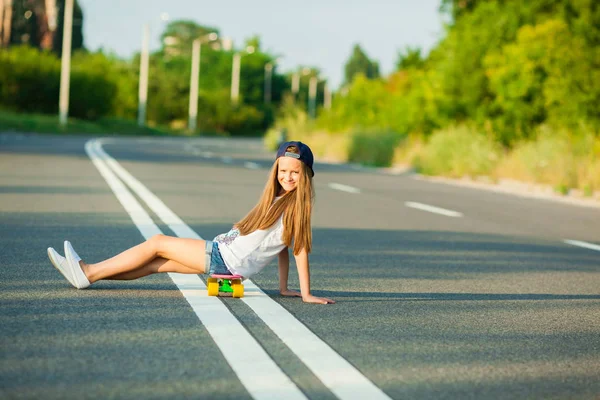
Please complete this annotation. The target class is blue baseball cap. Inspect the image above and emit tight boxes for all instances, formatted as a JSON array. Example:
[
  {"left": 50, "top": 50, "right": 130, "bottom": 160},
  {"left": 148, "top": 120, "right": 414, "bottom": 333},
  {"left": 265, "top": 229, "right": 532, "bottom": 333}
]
[{"left": 276, "top": 141, "right": 315, "bottom": 176}]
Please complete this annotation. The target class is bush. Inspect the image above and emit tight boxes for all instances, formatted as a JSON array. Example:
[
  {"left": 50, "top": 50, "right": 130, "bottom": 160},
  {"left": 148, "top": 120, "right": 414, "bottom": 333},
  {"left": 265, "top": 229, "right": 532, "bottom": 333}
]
[
  {"left": 348, "top": 130, "right": 403, "bottom": 166},
  {"left": 391, "top": 134, "right": 426, "bottom": 168},
  {"left": 496, "top": 125, "right": 600, "bottom": 194},
  {"left": 0, "top": 46, "right": 60, "bottom": 114},
  {"left": 70, "top": 70, "right": 117, "bottom": 120},
  {"left": 264, "top": 96, "right": 313, "bottom": 147},
  {"left": 0, "top": 47, "right": 123, "bottom": 120},
  {"left": 415, "top": 125, "right": 502, "bottom": 177},
  {"left": 317, "top": 74, "right": 391, "bottom": 132},
  {"left": 194, "top": 89, "right": 264, "bottom": 136}
]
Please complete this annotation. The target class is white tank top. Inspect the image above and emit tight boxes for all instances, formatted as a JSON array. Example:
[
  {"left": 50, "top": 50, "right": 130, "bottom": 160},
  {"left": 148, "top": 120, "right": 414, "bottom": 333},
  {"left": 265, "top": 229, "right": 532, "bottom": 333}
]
[{"left": 214, "top": 215, "right": 286, "bottom": 278}]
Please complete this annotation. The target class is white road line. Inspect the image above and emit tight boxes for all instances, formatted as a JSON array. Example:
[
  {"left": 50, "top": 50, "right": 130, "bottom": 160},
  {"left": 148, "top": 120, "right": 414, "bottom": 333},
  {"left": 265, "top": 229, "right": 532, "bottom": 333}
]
[
  {"left": 564, "top": 239, "right": 600, "bottom": 252},
  {"left": 87, "top": 140, "right": 307, "bottom": 400},
  {"left": 242, "top": 284, "right": 391, "bottom": 399},
  {"left": 85, "top": 142, "right": 162, "bottom": 238},
  {"left": 244, "top": 162, "right": 260, "bottom": 170},
  {"left": 94, "top": 138, "right": 392, "bottom": 400},
  {"left": 185, "top": 145, "right": 201, "bottom": 156},
  {"left": 405, "top": 201, "right": 463, "bottom": 218},
  {"left": 328, "top": 182, "right": 361, "bottom": 194}
]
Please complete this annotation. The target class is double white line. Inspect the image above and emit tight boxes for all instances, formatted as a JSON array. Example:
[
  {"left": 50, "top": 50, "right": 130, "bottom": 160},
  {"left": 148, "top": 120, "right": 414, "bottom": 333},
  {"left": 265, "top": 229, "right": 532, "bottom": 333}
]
[{"left": 85, "top": 139, "right": 391, "bottom": 400}]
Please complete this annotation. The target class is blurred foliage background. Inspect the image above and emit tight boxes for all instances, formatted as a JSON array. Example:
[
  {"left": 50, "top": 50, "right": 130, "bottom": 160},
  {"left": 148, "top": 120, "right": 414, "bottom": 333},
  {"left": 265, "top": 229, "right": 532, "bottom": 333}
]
[
  {"left": 0, "top": 0, "right": 598, "bottom": 195},
  {"left": 266, "top": 0, "right": 600, "bottom": 196}
]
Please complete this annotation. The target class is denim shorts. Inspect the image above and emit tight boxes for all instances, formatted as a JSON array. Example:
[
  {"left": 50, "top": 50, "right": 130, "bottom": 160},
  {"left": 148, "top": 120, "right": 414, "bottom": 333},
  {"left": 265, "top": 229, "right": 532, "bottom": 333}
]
[{"left": 205, "top": 240, "right": 232, "bottom": 275}]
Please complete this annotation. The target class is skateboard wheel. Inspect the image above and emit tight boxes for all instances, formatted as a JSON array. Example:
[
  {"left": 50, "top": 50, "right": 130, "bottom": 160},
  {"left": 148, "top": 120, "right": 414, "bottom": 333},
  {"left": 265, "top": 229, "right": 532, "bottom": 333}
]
[
  {"left": 207, "top": 278, "right": 219, "bottom": 296},
  {"left": 232, "top": 282, "right": 244, "bottom": 298}
]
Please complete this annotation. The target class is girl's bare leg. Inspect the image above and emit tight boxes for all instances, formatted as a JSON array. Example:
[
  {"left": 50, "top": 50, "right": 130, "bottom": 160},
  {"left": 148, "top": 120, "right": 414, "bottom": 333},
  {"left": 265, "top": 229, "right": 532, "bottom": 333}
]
[
  {"left": 81, "top": 234, "right": 207, "bottom": 283},
  {"left": 106, "top": 257, "right": 199, "bottom": 280}
]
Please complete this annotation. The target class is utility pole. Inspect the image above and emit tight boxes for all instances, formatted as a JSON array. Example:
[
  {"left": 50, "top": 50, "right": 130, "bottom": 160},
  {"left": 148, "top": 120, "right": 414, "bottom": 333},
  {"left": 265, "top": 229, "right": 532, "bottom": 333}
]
[
  {"left": 0, "top": 0, "right": 12, "bottom": 47},
  {"left": 291, "top": 72, "right": 299, "bottom": 104},
  {"left": 230, "top": 46, "right": 254, "bottom": 106},
  {"left": 188, "top": 38, "right": 201, "bottom": 131},
  {"left": 264, "top": 63, "right": 273, "bottom": 104},
  {"left": 230, "top": 52, "right": 241, "bottom": 106},
  {"left": 188, "top": 33, "right": 217, "bottom": 131},
  {"left": 58, "top": 0, "right": 73, "bottom": 126},
  {"left": 0, "top": 0, "right": 5, "bottom": 46},
  {"left": 137, "top": 24, "right": 149, "bottom": 127},
  {"left": 308, "top": 76, "right": 317, "bottom": 119},
  {"left": 324, "top": 83, "right": 331, "bottom": 110}
]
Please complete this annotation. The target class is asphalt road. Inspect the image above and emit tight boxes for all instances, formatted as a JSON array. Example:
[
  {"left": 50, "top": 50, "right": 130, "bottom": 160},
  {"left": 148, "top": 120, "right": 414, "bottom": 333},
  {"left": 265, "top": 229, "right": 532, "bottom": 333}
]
[{"left": 1, "top": 133, "right": 599, "bottom": 400}]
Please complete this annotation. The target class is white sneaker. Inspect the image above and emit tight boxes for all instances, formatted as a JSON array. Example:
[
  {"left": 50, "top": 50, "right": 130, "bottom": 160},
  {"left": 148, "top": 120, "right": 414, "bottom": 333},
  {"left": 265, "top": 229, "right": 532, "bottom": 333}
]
[
  {"left": 47, "top": 247, "right": 77, "bottom": 287},
  {"left": 64, "top": 240, "right": 90, "bottom": 289}
]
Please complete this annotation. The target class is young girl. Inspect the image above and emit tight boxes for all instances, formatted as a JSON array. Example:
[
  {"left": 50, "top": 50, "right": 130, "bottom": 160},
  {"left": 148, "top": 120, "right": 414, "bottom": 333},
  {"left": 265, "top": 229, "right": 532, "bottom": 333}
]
[{"left": 47, "top": 141, "right": 335, "bottom": 305}]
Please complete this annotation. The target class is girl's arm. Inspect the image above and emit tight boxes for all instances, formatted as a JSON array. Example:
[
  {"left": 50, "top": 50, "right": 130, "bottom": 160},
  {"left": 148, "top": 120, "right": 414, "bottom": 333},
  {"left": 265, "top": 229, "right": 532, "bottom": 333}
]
[
  {"left": 278, "top": 247, "right": 300, "bottom": 297},
  {"left": 294, "top": 248, "right": 335, "bottom": 304}
]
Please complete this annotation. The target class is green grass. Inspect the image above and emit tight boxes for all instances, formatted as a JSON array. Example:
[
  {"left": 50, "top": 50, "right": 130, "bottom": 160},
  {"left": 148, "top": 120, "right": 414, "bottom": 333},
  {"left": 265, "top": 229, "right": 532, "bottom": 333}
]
[{"left": 0, "top": 109, "right": 181, "bottom": 136}]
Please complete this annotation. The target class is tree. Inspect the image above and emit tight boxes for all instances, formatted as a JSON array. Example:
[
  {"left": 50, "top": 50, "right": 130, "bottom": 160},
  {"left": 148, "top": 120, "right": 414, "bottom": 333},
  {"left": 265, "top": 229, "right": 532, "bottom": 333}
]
[
  {"left": 1, "top": 0, "right": 83, "bottom": 53},
  {"left": 429, "top": 0, "right": 600, "bottom": 141},
  {"left": 8, "top": 0, "right": 41, "bottom": 48},
  {"left": 485, "top": 18, "right": 596, "bottom": 142},
  {"left": 244, "top": 35, "right": 261, "bottom": 51},
  {"left": 440, "top": 0, "right": 481, "bottom": 23},
  {"left": 160, "top": 20, "right": 219, "bottom": 57},
  {"left": 395, "top": 46, "right": 425, "bottom": 70},
  {"left": 343, "top": 44, "right": 379, "bottom": 85},
  {"left": 52, "top": 0, "right": 84, "bottom": 55}
]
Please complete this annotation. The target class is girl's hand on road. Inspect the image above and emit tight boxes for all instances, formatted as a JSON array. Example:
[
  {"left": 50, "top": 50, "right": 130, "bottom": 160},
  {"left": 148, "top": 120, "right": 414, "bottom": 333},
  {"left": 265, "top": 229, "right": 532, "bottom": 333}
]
[
  {"left": 302, "top": 294, "right": 335, "bottom": 304},
  {"left": 280, "top": 289, "right": 302, "bottom": 297}
]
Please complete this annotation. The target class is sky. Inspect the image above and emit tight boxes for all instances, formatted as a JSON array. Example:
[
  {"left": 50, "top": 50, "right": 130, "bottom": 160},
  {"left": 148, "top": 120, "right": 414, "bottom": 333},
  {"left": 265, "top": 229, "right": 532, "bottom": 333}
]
[{"left": 77, "top": 0, "right": 446, "bottom": 89}]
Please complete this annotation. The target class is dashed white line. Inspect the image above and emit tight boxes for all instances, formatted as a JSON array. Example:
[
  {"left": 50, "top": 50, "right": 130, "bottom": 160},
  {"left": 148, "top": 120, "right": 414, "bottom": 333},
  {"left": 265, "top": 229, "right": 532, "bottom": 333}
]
[
  {"left": 244, "top": 162, "right": 260, "bottom": 170},
  {"left": 564, "top": 239, "right": 600, "bottom": 252},
  {"left": 405, "top": 201, "right": 463, "bottom": 217},
  {"left": 328, "top": 183, "right": 361, "bottom": 194}
]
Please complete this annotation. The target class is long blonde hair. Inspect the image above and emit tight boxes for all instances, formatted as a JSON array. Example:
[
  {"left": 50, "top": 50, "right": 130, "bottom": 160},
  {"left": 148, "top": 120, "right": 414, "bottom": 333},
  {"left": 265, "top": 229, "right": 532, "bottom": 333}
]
[{"left": 235, "top": 145, "right": 314, "bottom": 255}]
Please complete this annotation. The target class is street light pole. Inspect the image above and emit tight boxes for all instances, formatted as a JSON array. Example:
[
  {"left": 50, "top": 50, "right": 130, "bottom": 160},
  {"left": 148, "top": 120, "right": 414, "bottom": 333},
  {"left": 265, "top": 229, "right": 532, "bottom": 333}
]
[
  {"left": 58, "top": 0, "right": 74, "bottom": 126},
  {"left": 264, "top": 63, "right": 273, "bottom": 105},
  {"left": 230, "top": 46, "right": 254, "bottom": 106},
  {"left": 324, "top": 83, "right": 331, "bottom": 110},
  {"left": 230, "top": 52, "right": 241, "bottom": 106},
  {"left": 137, "top": 24, "right": 150, "bottom": 127},
  {"left": 0, "top": 0, "right": 12, "bottom": 47},
  {"left": 188, "top": 33, "right": 217, "bottom": 131},
  {"left": 188, "top": 38, "right": 201, "bottom": 131},
  {"left": 291, "top": 72, "right": 299, "bottom": 104},
  {"left": 308, "top": 76, "right": 318, "bottom": 119}
]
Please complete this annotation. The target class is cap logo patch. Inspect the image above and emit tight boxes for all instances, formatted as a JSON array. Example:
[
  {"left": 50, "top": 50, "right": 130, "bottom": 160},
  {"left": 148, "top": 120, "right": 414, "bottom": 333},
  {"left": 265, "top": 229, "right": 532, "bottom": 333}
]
[{"left": 284, "top": 152, "right": 300, "bottom": 159}]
